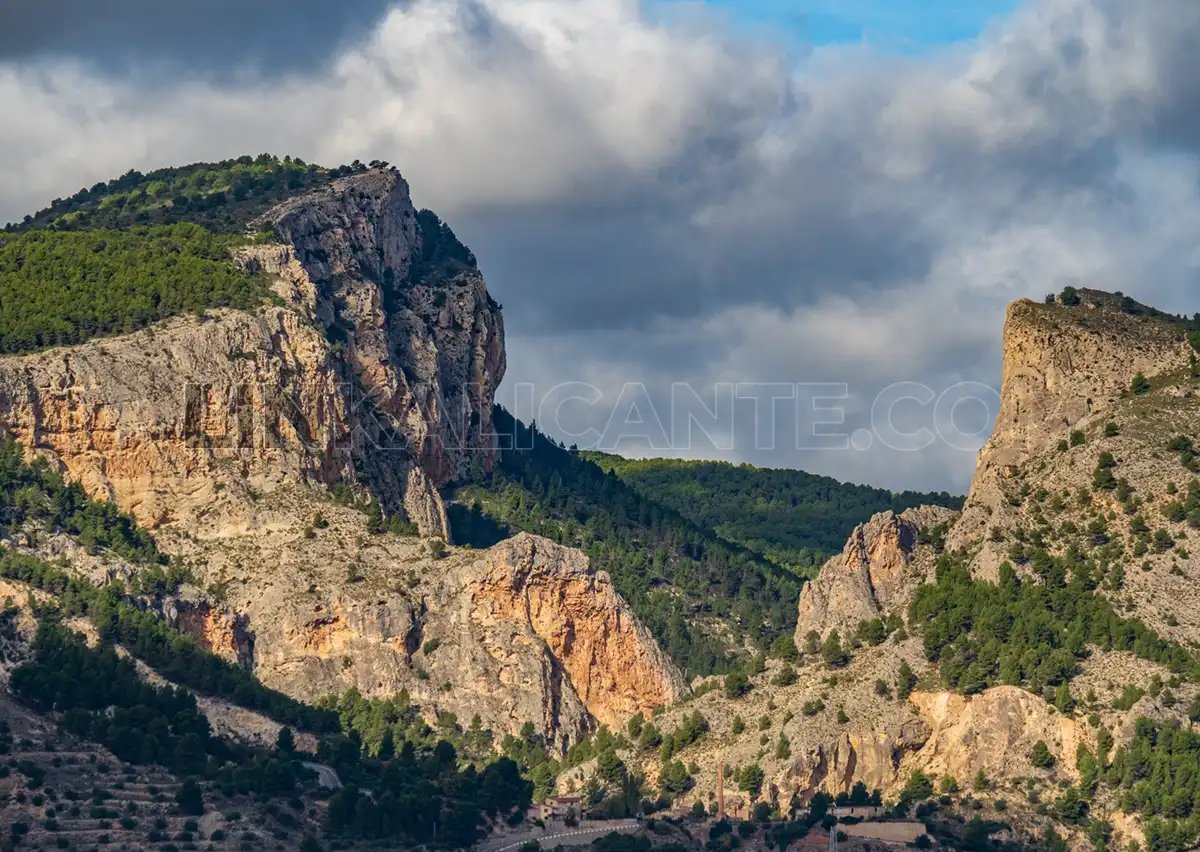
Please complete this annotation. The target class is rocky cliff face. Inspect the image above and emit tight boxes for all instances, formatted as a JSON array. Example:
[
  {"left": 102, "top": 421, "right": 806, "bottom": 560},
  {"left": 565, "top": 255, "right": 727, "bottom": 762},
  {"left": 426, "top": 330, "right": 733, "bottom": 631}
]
[
  {"left": 465, "top": 534, "right": 687, "bottom": 731},
  {"left": 782, "top": 686, "right": 1083, "bottom": 800},
  {"left": 0, "top": 169, "right": 686, "bottom": 745},
  {"left": 254, "top": 170, "right": 506, "bottom": 530},
  {"left": 795, "top": 506, "right": 955, "bottom": 642},
  {"left": 0, "top": 169, "right": 504, "bottom": 538},
  {"left": 153, "top": 505, "right": 685, "bottom": 747},
  {"left": 949, "top": 291, "right": 1192, "bottom": 567}
]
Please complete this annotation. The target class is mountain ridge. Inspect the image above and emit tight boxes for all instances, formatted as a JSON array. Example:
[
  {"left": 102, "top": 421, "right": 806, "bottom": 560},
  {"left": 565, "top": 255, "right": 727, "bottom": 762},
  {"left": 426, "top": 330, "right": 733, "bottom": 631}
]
[{"left": 4, "top": 152, "right": 1200, "bottom": 851}]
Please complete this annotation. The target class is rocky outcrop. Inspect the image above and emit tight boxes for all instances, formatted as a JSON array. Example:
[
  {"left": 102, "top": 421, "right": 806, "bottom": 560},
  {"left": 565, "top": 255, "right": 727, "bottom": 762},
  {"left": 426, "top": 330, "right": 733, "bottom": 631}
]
[
  {"left": 907, "top": 687, "right": 1082, "bottom": 783},
  {"left": 795, "top": 506, "right": 955, "bottom": 641},
  {"left": 779, "top": 686, "right": 1080, "bottom": 801},
  {"left": 177, "top": 522, "right": 685, "bottom": 749},
  {"left": 0, "top": 168, "right": 504, "bottom": 537},
  {"left": 166, "top": 599, "right": 255, "bottom": 670},
  {"left": 256, "top": 170, "right": 506, "bottom": 532},
  {"left": 949, "top": 291, "right": 1191, "bottom": 559},
  {"left": 465, "top": 534, "right": 688, "bottom": 730},
  {"left": 0, "top": 308, "right": 347, "bottom": 531},
  {"left": 784, "top": 720, "right": 932, "bottom": 800}
]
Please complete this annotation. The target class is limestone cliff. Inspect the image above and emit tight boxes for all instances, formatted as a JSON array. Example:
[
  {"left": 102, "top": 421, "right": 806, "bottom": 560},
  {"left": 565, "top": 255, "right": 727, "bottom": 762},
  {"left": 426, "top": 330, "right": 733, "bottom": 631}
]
[
  {"left": 0, "top": 168, "right": 504, "bottom": 538},
  {"left": 783, "top": 686, "right": 1083, "bottom": 799},
  {"left": 152, "top": 505, "right": 685, "bottom": 747},
  {"left": 795, "top": 506, "right": 956, "bottom": 641},
  {"left": 949, "top": 290, "right": 1192, "bottom": 570},
  {"left": 464, "top": 534, "right": 687, "bottom": 730},
  {"left": 941, "top": 291, "right": 1200, "bottom": 643}
]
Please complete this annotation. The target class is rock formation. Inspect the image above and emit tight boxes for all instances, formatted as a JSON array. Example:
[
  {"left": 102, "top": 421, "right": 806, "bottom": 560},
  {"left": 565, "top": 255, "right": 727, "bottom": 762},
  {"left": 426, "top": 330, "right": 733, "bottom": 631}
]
[
  {"left": 784, "top": 718, "right": 932, "bottom": 801},
  {"left": 949, "top": 290, "right": 1192, "bottom": 567},
  {"left": 795, "top": 506, "right": 955, "bottom": 641},
  {"left": 194, "top": 527, "right": 687, "bottom": 748},
  {"left": 464, "top": 534, "right": 687, "bottom": 730},
  {"left": 0, "top": 168, "right": 683, "bottom": 745},
  {"left": 0, "top": 168, "right": 504, "bottom": 538},
  {"left": 785, "top": 686, "right": 1082, "bottom": 798},
  {"left": 906, "top": 687, "right": 1082, "bottom": 784}
]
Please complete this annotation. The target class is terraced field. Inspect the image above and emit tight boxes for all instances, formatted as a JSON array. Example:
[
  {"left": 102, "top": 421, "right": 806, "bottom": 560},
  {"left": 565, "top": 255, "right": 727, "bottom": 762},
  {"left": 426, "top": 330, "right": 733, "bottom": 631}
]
[{"left": 0, "top": 693, "right": 322, "bottom": 852}]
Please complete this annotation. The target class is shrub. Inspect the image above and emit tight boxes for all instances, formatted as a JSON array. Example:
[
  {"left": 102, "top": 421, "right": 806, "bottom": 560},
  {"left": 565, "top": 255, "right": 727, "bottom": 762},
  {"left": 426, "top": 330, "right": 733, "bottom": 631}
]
[
  {"left": 1070, "top": 430, "right": 1086, "bottom": 447},
  {"left": 1132, "top": 373, "right": 1151, "bottom": 395},
  {"left": 1030, "top": 740, "right": 1055, "bottom": 768},
  {"left": 801, "top": 699, "right": 826, "bottom": 717},
  {"left": 723, "top": 670, "right": 751, "bottom": 700},
  {"left": 897, "top": 661, "right": 918, "bottom": 699},
  {"left": 770, "top": 635, "right": 800, "bottom": 662},
  {"left": 820, "top": 631, "right": 849, "bottom": 668},
  {"left": 899, "top": 771, "right": 934, "bottom": 808},
  {"left": 737, "top": 765, "right": 764, "bottom": 797},
  {"left": 1168, "top": 435, "right": 1195, "bottom": 453}
]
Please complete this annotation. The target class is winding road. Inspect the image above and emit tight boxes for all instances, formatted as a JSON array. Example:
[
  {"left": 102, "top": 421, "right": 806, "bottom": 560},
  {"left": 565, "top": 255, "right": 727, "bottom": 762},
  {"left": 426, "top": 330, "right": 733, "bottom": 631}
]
[
  {"left": 482, "top": 819, "right": 640, "bottom": 851},
  {"left": 301, "top": 762, "right": 343, "bottom": 790}
]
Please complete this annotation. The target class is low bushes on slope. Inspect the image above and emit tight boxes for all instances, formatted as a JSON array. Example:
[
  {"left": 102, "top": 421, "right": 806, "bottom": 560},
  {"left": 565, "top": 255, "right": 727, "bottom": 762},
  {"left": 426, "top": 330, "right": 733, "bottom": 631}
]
[{"left": 910, "top": 551, "right": 1200, "bottom": 696}]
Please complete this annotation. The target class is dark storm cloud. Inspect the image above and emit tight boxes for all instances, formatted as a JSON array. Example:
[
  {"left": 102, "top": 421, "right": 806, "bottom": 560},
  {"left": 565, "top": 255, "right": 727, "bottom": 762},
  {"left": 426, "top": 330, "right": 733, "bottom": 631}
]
[{"left": 0, "top": 0, "right": 396, "bottom": 74}]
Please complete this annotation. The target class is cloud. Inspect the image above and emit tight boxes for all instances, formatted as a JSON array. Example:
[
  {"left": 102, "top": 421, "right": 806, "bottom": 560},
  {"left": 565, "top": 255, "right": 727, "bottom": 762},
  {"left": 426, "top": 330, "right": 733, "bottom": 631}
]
[
  {"left": 3, "top": 0, "right": 1200, "bottom": 491},
  {"left": 0, "top": 0, "right": 394, "bottom": 76}
]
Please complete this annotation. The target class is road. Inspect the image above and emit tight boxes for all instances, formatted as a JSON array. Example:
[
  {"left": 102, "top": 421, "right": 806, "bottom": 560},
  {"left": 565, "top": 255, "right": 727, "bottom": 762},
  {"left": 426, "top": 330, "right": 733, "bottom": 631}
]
[
  {"left": 301, "top": 762, "right": 343, "bottom": 790},
  {"left": 482, "top": 820, "right": 639, "bottom": 851}
]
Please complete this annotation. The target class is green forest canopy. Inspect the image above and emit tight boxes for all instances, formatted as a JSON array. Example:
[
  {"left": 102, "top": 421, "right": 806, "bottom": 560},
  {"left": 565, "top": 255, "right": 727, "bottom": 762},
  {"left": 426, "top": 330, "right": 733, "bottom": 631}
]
[
  {"left": 586, "top": 452, "right": 963, "bottom": 575},
  {"left": 4, "top": 154, "right": 365, "bottom": 234},
  {"left": 0, "top": 225, "right": 271, "bottom": 354}
]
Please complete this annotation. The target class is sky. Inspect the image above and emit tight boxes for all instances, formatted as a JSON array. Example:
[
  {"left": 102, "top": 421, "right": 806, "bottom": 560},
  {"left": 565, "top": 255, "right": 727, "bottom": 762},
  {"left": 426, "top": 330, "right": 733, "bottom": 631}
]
[
  {"left": 2, "top": 0, "right": 1200, "bottom": 494},
  {"left": 680, "top": 0, "right": 1021, "bottom": 47}
]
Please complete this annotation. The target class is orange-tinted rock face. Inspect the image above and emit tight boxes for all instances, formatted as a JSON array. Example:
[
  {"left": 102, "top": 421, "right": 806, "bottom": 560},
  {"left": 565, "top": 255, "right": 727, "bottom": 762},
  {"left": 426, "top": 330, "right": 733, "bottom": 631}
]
[
  {"left": 470, "top": 534, "right": 688, "bottom": 729},
  {"left": 168, "top": 600, "right": 254, "bottom": 670}
]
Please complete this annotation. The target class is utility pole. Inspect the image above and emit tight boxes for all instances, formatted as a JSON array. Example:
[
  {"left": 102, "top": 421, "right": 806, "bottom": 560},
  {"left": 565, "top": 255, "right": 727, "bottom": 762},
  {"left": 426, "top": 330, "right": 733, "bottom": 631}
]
[{"left": 828, "top": 822, "right": 837, "bottom": 852}]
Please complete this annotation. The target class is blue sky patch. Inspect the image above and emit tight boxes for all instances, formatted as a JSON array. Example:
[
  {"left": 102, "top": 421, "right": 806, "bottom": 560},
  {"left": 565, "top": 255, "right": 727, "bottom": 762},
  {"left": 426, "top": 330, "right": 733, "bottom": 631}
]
[{"left": 665, "top": 0, "right": 1020, "bottom": 49}]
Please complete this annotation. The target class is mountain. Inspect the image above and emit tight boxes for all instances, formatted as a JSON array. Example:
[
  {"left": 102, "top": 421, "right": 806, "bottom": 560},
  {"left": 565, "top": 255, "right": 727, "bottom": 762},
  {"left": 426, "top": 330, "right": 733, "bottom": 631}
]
[
  {"left": 626, "top": 288, "right": 1200, "bottom": 852},
  {"left": 5, "top": 153, "right": 1200, "bottom": 852},
  {"left": 0, "top": 158, "right": 688, "bottom": 848},
  {"left": 583, "top": 452, "right": 963, "bottom": 575}
]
